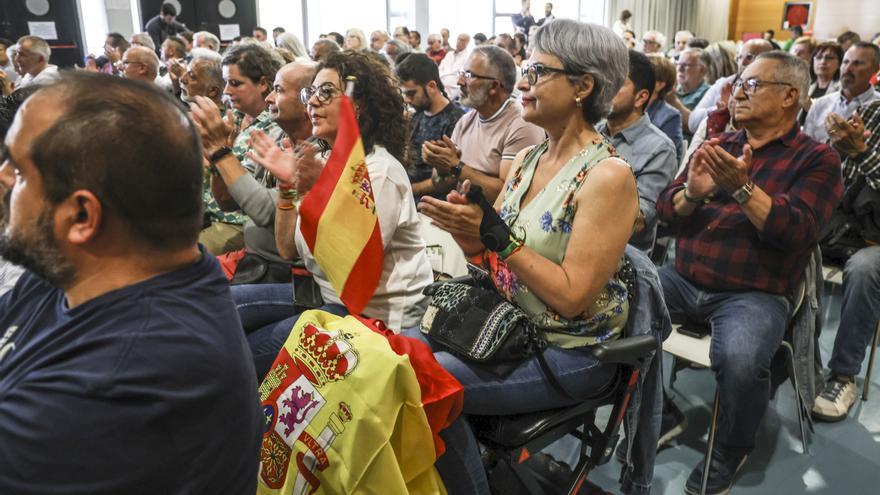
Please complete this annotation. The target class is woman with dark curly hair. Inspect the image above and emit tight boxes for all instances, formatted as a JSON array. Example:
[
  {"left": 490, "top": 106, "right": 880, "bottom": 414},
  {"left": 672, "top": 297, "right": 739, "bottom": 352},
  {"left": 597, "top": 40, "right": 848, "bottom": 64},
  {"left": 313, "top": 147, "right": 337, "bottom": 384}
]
[{"left": 239, "top": 51, "right": 434, "bottom": 378}]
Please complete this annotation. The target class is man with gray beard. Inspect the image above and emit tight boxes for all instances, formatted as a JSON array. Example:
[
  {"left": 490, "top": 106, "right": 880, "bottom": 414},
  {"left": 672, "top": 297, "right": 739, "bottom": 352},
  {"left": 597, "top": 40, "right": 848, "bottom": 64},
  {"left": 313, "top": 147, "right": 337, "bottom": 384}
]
[
  {"left": 421, "top": 45, "right": 543, "bottom": 202},
  {"left": 179, "top": 48, "right": 248, "bottom": 255}
]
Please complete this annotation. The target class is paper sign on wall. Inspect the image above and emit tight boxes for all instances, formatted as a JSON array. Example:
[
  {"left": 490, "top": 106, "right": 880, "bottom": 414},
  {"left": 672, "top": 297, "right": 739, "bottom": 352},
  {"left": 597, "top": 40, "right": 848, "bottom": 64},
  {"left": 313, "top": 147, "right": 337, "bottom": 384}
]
[
  {"left": 28, "top": 22, "right": 57, "bottom": 40},
  {"left": 219, "top": 24, "right": 241, "bottom": 41}
]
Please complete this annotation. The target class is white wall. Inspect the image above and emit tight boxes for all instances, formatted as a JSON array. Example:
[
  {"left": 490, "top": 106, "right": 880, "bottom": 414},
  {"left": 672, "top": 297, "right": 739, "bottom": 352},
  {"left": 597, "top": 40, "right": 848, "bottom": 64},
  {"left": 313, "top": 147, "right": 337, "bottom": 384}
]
[{"left": 812, "top": 0, "right": 879, "bottom": 41}]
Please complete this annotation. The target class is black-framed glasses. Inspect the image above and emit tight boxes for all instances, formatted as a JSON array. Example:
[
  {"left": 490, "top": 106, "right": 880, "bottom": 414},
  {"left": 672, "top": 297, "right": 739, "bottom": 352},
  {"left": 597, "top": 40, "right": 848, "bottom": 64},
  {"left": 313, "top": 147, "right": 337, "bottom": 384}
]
[
  {"left": 734, "top": 77, "right": 793, "bottom": 96},
  {"left": 458, "top": 69, "right": 498, "bottom": 84},
  {"left": 300, "top": 82, "right": 342, "bottom": 105},
  {"left": 521, "top": 63, "right": 572, "bottom": 86}
]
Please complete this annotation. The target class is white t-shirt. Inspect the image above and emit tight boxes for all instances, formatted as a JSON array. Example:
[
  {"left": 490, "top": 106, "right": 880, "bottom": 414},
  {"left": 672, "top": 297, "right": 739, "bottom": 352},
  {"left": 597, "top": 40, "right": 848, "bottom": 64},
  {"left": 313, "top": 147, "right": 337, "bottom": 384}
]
[
  {"left": 295, "top": 145, "right": 433, "bottom": 331},
  {"left": 15, "top": 65, "right": 58, "bottom": 89}
]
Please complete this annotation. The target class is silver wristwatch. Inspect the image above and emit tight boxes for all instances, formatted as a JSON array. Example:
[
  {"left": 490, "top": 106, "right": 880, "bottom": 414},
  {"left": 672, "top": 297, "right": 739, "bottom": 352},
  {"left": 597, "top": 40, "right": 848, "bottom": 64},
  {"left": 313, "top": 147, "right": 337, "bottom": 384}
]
[{"left": 732, "top": 181, "right": 755, "bottom": 204}]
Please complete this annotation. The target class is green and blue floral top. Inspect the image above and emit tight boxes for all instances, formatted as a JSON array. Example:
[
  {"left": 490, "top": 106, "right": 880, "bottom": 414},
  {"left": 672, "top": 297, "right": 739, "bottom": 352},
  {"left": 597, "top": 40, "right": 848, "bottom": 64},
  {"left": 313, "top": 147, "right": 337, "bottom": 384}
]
[{"left": 489, "top": 139, "right": 634, "bottom": 348}]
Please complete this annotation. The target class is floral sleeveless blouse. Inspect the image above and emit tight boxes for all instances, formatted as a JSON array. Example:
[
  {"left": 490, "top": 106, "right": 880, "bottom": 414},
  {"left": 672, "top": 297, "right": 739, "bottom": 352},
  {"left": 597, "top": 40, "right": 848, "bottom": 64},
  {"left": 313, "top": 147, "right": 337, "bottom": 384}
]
[{"left": 488, "top": 139, "right": 633, "bottom": 348}]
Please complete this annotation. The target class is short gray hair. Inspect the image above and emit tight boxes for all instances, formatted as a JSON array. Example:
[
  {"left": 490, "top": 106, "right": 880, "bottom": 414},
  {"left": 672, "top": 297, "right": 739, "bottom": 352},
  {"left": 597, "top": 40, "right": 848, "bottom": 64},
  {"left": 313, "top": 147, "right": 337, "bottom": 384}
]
[
  {"left": 130, "top": 33, "right": 155, "bottom": 52},
  {"left": 17, "top": 35, "right": 51, "bottom": 60},
  {"left": 755, "top": 51, "right": 810, "bottom": 108},
  {"left": 531, "top": 19, "right": 628, "bottom": 124},
  {"left": 472, "top": 45, "right": 516, "bottom": 93},
  {"left": 681, "top": 47, "right": 711, "bottom": 68},
  {"left": 194, "top": 31, "right": 220, "bottom": 51},
  {"left": 189, "top": 48, "right": 223, "bottom": 90},
  {"left": 643, "top": 30, "right": 667, "bottom": 49}
]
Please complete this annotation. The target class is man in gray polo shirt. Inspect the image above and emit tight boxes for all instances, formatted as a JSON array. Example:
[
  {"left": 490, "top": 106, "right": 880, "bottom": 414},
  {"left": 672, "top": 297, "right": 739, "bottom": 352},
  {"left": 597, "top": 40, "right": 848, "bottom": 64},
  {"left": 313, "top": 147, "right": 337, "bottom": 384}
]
[
  {"left": 422, "top": 45, "right": 544, "bottom": 202},
  {"left": 599, "top": 50, "right": 678, "bottom": 253}
]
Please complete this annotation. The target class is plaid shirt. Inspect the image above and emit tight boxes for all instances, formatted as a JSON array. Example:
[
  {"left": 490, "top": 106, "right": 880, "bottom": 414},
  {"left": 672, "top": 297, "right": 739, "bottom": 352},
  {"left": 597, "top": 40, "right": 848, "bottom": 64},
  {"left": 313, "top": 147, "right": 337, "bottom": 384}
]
[
  {"left": 657, "top": 124, "right": 843, "bottom": 295},
  {"left": 843, "top": 99, "right": 880, "bottom": 191}
]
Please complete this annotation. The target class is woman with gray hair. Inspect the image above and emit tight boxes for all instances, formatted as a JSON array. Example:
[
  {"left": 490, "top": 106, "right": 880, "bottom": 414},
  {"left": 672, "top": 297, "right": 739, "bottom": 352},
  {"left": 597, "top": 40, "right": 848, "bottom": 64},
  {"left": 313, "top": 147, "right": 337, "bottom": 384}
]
[
  {"left": 413, "top": 18, "right": 639, "bottom": 494},
  {"left": 274, "top": 32, "right": 308, "bottom": 59}
]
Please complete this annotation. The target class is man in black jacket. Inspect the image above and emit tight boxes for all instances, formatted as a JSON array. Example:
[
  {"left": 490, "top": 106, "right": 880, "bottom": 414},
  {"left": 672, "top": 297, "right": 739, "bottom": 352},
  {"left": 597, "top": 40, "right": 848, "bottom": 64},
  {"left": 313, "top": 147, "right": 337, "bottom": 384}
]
[{"left": 144, "top": 2, "right": 186, "bottom": 54}]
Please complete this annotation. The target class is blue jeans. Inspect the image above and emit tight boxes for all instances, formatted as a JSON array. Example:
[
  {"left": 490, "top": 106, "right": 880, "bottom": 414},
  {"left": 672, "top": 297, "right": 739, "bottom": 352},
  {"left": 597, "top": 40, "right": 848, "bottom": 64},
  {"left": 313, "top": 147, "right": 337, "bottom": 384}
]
[
  {"left": 658, "top": 266, "right": 791, "bottom": 455},
  {"left": 230, "top": 283, "right": 348, "bottom": 378},
  {"left": 402, "top": 327, "right": 616, "bottom": 495},
  {"left": 829, "top": 245, "right": 880, "bottom": 377}
]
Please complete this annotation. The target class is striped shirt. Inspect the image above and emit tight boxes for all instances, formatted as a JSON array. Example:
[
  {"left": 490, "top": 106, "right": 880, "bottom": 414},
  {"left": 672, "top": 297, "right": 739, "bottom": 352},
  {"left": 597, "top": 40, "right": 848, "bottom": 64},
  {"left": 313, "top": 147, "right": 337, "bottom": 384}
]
[{"left": 843, "top": 99, "right": 880, "bottom": 191}]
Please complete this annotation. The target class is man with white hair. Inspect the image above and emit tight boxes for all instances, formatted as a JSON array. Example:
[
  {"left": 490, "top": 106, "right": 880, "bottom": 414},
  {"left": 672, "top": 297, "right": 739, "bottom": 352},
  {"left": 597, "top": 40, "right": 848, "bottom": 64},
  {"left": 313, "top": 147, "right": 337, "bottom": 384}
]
[
  {"left": 438, "top": 33, "right": 471, "bottom": 101},
  {"left": 641, "top": 30, "right": 666, "bottom": 55},
  {"left": 669, "top": 30, "right": 693, "bottom": 60},
  {"left": 12, "top": 36, "right": 57, "bottom": 89},
  {"left": 121, "top": 46, "right": 160, "bottom": 83},
  {"left": 657, "top": 51, "right": 842, "bottom": 494},
  {"left": 130, "top": 32, "right": 156, "bottom": 52},
  {"left": 193, "top": 31, "right": 221, "bottom": 52},
  {"left": 369, "top": 30, "right": 389, "bottom": 52},
  {"left": 688, "top": 38, "right": 773, "bottom": 133}
]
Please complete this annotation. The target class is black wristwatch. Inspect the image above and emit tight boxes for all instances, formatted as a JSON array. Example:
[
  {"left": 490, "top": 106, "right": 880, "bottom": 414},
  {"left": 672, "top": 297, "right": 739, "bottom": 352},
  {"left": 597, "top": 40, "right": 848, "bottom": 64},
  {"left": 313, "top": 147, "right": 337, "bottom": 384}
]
[
  {"left": 208, "top": 146, "right": 234, "bottom": 165},
  {"left": 451, "top": 161, "right": 464, "bottom": 177}
]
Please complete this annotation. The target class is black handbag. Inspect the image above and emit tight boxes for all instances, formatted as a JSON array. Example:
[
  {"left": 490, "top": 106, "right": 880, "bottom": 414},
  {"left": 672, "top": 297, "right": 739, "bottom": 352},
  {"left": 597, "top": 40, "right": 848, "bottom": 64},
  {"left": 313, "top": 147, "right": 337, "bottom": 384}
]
[
  {"left": 230, "top": 253, "right": 294, "bottom": 285},
  {"left": 421, "top": 280, "right": 544, "bottom": 373}
]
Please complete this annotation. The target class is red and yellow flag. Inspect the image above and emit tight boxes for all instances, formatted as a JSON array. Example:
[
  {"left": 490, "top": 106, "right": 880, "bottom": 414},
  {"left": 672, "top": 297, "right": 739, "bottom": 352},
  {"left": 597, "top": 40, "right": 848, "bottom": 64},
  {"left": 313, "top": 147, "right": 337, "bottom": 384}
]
[{"left": 298, "top": 95, "right": 383, "bottom": 314}]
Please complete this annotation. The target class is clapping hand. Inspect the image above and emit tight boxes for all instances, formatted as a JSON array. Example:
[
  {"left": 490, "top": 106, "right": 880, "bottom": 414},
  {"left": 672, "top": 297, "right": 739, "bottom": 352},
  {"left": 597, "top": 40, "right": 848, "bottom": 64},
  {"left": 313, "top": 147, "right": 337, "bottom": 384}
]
[
  {"left": 422, "top": 135, "right": 461, "bottom": 175},
  {"left": 693, "top": 139, "right": 751, "bottom": 194},
  {"left": 189, "top": 96, "right": 239, "bottom": 155},
  {"left": 419, "top": 180, "right": 486, "bottom": 255},
  {"left": 826, "top": 112, "right": 870, "bottom": 157}
]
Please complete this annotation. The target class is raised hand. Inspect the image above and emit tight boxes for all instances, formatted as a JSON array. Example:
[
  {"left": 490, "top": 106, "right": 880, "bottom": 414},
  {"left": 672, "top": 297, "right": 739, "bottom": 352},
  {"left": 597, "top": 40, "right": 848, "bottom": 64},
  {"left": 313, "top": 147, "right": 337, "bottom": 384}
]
[
  {"left": 189, "top": 96, "right": 237, "bottom": 155},
  {"left": 701, "top": 142, "right": 752, "bottom": 194},
  {"left": 422, "top": 136, "right": 460, "bottom": 174},
  {"left": 826, "top": 111, "right": 870, "bottom": 157},
  {"left": 247, "top": 131, "right": 295, "bottom": 183}
]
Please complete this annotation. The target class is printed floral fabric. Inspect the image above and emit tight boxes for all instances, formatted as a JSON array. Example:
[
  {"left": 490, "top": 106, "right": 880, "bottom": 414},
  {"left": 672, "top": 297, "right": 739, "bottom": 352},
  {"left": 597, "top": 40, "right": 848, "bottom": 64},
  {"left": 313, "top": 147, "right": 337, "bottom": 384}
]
[{"left": 491, "top": 139, "right": 632, "bottom": 348}]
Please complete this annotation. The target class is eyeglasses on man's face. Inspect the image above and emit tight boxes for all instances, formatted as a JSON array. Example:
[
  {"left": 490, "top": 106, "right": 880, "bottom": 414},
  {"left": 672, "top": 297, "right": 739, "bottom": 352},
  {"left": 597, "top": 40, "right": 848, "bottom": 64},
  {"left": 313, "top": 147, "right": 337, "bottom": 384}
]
[
  {"left": 734, "top": 77, "right": 793, "bottom": 96},
  {"left": 300, "top": 82, "right": 342, "bottom": 106},
  {"left": 458, "top": 69, "right": 498, "bottom": 85}
]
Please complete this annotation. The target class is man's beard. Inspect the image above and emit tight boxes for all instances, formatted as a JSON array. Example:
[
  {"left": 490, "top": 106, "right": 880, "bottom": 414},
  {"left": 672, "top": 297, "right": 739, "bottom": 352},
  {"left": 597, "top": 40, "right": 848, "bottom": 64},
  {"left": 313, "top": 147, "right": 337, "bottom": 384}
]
[
  {"left": 461, "top": 83, "right": 490, "bottom": 108},
  {"left": 0, "top": 193, "right": 76, "bottom": 288},
  {"left": 608, "top": 98, "right": 636, "bottom": 122}
]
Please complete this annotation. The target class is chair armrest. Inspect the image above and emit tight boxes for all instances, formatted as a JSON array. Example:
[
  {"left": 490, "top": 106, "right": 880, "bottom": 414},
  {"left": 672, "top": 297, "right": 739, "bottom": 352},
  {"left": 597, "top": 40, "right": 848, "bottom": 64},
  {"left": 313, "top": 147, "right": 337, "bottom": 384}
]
[{"left": 591, "top": 335, "right": 657, "bottom": 367}]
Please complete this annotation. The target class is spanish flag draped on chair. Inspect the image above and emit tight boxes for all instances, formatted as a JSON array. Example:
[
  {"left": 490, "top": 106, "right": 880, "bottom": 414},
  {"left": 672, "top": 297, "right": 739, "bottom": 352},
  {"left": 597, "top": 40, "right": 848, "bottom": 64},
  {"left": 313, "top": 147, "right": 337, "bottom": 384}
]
[{"left": 298, "top": 85, "right": 383, "bottom": 314}]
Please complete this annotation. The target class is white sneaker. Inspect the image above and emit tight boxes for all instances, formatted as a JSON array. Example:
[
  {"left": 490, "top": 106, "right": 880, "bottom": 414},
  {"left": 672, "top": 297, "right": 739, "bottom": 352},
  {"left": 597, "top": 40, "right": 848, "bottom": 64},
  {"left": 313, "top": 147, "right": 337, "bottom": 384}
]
[{"left": 812, "top": 376, "right": 857, "bottom": 422}]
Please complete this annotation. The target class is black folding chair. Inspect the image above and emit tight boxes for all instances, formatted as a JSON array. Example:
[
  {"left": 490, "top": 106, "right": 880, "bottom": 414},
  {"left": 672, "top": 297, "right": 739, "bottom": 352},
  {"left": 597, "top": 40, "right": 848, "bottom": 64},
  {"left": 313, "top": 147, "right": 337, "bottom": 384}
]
[{"left": 468, "top": 334, "right": 657, "bottom": 495}]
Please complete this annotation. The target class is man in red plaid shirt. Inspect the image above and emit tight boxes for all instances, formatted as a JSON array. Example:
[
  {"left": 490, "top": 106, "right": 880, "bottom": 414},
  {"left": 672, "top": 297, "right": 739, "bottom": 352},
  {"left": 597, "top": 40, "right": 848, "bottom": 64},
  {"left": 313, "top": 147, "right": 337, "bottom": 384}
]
[{"left": 656, "top": 51, "right": 843, "bottom": 495}]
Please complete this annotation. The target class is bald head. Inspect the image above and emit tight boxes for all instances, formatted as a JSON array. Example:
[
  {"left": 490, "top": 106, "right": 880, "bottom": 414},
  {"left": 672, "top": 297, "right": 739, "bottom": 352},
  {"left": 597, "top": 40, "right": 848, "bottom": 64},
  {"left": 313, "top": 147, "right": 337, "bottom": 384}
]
[
  {"left": 122, "top": 46, "right": 159, "bottom": 82},
  {"left": 267, "top": 61, "right": 318, "bottom": 135},
  {"left": 737, "top": 39, "right": 773, "bottom": 74}
]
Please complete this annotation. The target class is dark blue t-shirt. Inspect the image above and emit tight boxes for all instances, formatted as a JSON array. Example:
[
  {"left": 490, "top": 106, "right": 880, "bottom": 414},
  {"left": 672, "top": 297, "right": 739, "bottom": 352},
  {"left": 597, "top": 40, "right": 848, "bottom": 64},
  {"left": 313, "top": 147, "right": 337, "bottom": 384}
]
[{"left": 0, "top": 249, "right": 261, "bottom": 494}]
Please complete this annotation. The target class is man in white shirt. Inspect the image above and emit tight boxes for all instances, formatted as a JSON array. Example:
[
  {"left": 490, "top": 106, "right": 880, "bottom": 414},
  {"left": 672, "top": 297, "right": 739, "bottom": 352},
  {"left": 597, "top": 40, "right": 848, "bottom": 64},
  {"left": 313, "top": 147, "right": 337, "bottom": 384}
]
[
  {"left": 438, "top": 33, "right": 471, "bottom": 102},
  {"left": 804, "top": 42, "right": 880, "bottom": 143},
  {"left": 12, "top": 36, "right": 58, "bottom": 90}
]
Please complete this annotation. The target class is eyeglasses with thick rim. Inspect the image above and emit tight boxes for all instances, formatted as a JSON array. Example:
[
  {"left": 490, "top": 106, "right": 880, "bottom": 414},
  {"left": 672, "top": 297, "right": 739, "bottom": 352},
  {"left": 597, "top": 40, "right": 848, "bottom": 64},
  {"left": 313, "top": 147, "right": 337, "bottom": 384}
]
[
  {"left": 734, "top": 77, "right": 793, "bottom": 96},
  {"left": 300, "top": 82, "right": 343, "bottom": 106},
  {"left": 521, "top": 63, "right": 573, "bottom": 86},
  {"left": 458, "top": 69, "right": 498, "bottom": 85}
]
